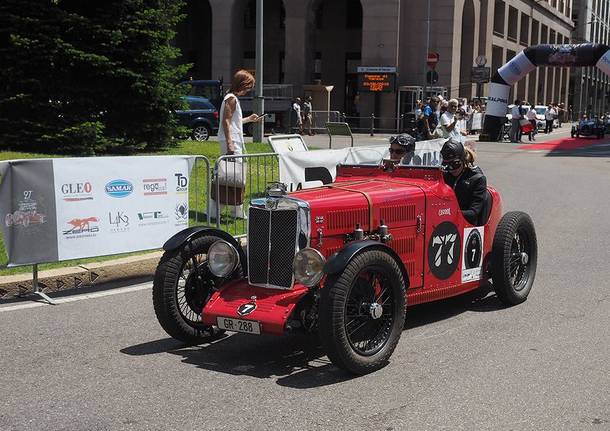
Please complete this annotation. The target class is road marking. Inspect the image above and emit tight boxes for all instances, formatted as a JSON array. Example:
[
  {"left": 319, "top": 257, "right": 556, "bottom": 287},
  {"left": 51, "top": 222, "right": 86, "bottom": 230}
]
[{"left": 0, "top": 282, "right": 152, "bottom": 313}]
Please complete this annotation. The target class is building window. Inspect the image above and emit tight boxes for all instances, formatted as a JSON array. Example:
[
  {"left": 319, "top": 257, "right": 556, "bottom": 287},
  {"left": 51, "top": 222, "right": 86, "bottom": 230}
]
[
  {"left": 540, "top": 24, "right": 548, "bottom": 44},
  {"left": 492, "top": 45, "right": 504, "bottom": 72},
  {"left": 520, "top": 14, "right": 529, "bottom": 46},
  {"left": 243, "top": 51, "right": 255, "bottom": 71},
  {"left": 346, "top": 0, "right": 362, "bottom": 29},
  {"left": 313, "top": 52, "right": 322, "bottom": 80},
  {"left": 493, "top": 0, "right": 505, "bottom": 36},
  {"left": 244, "top": 0, "right": 256, "bottom": 29},
  {"left": 316, "top": 3, "right": 323, "bottom": 30},
  {"left": 550, "top": 29, "right": 556, "bottom": 45},
  {"left": 531, "top": 20, "right": 539, "bottom": 45},
  {"left": 507, "top": 7, "right": 518, "bottom": 42}
]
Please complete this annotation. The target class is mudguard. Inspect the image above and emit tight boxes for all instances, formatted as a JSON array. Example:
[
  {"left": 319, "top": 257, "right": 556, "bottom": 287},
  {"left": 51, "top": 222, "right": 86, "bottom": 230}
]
[
  {"left": 323, "top": 240, "right": 410, "bottom": 287},
  {"left": 163, "top": 226, "right": 247, "bottom": 274}
]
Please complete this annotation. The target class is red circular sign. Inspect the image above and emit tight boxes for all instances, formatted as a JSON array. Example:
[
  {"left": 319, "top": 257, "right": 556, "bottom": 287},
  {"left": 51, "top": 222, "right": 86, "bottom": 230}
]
[{"left": 427, "top": 52, "right": 439, "bottom": 69}]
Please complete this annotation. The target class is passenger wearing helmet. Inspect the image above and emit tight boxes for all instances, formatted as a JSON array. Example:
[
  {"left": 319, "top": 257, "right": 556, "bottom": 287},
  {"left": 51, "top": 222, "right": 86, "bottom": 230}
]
[
  {"left": 440, "top": 139, "right": 487, "bottom": 225},
  {"left": 388, "top": 134, "right": 420, "bottom": 165}
]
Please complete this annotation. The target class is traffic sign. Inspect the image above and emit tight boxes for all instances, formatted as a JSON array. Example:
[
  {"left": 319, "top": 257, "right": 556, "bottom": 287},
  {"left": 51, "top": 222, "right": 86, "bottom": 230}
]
[
  {"left": 475, "top": 55, "right": 487, "bottom": 66},
  {"left": 471, "top": 66, "right": 491, "bottom": 83},
  {"left": 427, "top": 52, "right": 439, "bottom": 69},
  {"left": 426, "top": 70, "right": 439, "bottom": 84}
]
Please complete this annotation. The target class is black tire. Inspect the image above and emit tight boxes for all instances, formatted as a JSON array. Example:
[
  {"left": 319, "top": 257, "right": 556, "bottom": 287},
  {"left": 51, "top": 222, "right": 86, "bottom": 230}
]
[
  {"left": 319, "top": 249, "right": 407, "bottom": 375},
  {"left": 192, "top": 124, "right": 211, "bottom": 141},
  {"left": 491, "top": 211, "right": 538, "bottom": 306},
  {"left": 153, "top": 235, "right": 241, "bottom": 343}
]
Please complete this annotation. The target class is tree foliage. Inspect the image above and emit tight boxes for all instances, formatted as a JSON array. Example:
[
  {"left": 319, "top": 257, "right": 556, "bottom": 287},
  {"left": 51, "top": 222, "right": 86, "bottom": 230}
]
[{"left": 0, "top": 0, "right": 189, "bottom": 155}]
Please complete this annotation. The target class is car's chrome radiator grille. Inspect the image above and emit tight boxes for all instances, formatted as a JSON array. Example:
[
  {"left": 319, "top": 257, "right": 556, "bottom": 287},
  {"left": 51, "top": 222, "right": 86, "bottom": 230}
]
[{"left": 248, "top": 207, "right": 298, "bottom": 288}]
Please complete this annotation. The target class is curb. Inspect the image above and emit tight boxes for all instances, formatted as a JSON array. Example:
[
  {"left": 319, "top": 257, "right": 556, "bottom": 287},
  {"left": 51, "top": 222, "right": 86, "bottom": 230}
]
[{"left": 0, "top": 251, "right": 163, "bottom": 300}]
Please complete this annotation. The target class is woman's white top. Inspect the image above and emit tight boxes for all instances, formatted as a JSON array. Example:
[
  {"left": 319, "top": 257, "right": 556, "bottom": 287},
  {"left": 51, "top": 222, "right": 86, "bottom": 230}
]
[{"left": 218, "top": 93, "right": 245, "bottom": 155}]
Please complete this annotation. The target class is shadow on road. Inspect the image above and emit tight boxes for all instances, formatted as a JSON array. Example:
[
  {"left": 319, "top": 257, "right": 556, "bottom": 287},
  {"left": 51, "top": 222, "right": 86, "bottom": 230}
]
[{"left": 120, "top": 286, "right": 504, "bottom": 388}]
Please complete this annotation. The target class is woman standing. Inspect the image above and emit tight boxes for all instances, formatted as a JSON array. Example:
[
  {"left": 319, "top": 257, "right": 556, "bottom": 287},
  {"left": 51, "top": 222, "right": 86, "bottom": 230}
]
[{"left": 211, "top": 69, "right": 263, "bottom": 219}]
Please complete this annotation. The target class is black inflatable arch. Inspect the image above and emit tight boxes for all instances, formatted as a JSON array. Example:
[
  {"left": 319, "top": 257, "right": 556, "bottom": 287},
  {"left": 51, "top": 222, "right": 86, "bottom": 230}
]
[{"left": 482, "top": 43, "right": 610, "bottom": 140}]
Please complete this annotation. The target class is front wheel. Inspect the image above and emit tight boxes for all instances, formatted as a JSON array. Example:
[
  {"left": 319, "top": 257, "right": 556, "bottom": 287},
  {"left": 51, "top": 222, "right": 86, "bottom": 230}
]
[
  {"left": 152, "top": 235, "right": 240, "bottom": 343},
  {"left": 491, "top": 211, "right": 538, "bottom": 306},
  {"left": 319, "top": 249, "right": 406, "bottom": 375}
]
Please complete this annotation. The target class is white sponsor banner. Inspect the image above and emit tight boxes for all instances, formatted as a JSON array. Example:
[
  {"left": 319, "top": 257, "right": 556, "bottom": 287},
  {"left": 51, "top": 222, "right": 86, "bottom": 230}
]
[
  {"left": 486, "top": 83, "right": 511, "bottom": 117},
  {"left": 498, "top": 51, "right": 536, "bottom": 85},
  {"left": 279, "top": 140, "right": 444, "bottom": 190},
  {"left": 53, "top": 156, "right": 193, "bottom": 261},
  {"left": 596, "top": 49, "right": 610, "bottom": 76},
  {"left": 471, "top": 112, "right": 484, "bottom": 130}
]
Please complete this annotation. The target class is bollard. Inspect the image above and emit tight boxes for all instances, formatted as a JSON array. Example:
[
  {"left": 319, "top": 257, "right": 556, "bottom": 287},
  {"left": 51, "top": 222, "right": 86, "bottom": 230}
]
[{"left": 370, "top": 114, "right": 375, "bottom": 136}]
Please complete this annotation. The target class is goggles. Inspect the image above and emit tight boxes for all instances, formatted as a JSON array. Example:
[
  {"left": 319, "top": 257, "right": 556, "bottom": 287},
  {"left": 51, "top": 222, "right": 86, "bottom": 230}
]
[
  {"left": 388, "top": 147, "right": 406, "bottom": 155},
  {"left": 441, "top": 159, "right": 463, "bottom": 171}
]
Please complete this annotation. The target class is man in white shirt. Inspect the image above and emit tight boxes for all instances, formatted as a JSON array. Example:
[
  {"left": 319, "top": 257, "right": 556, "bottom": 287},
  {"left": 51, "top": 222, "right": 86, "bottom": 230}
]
[
  {"left": 439, "top": 98, "right": 466, "bottom": 142},
  {"left": 544, "top": 105, "right": 556, "bottom": 134},
  {"left": 292, "top": 97, "right": 303, "bottom": 134},
  {"left": 526, "top": 106, "right": 538, "bottom": 141},
  {"left": 510, "top": 99, "right": 522, "bottom": 143}
]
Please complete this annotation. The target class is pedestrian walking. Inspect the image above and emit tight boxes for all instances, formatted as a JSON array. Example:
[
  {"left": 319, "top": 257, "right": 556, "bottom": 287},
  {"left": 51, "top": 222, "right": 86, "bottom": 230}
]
[
  {"left": 303, "top": 96, "right": 314, "bottom": 135},
  {"left": 422, "top": 96, "right": 440, "bottom": 139},
  {"left": 545, "top": 104, "right": 556, "bottom": 134},
  {"left": 526, "top": 106, "right": 537, "bottom": 141},
  {"left": 510, "top": 99, "right": 522, "bottom": 143},
  {"left": 292, "top": 97, "right": 303, "bottom": 134}
]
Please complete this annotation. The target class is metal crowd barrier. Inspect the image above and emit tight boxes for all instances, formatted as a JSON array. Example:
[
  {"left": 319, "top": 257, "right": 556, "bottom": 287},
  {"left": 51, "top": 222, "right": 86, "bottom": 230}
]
[
  {"left": 212, "top": 153, "right": 280, "bottom": 237},
  {"left": 341, "top": 114, "right": 407, "bottom": 135},
  {"left": 310, "top": 110, "right": 342, "bottom": 131}
]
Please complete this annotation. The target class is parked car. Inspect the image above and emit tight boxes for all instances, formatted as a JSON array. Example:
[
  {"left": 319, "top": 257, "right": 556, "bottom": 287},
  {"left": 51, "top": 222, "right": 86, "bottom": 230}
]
[
  {"left": 571, "top": 118, "right": 605, "bottom": 138},
  {"left": 175, "top": 96, "right": 219, "bottom": 141},
  {"left": 152, "top": 152, "right": 538, "bottom": 375}
]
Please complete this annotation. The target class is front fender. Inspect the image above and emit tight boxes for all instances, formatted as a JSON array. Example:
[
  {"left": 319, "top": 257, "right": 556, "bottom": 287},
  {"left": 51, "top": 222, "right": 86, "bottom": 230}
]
[
  {"left": 163, "top": 226, "right": 247, "bottom": 274},
  {"left": 323, "top": 240, "right": 410, "bottom": 288}
]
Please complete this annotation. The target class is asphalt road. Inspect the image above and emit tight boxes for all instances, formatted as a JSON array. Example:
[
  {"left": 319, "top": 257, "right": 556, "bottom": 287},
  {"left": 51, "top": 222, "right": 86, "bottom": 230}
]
[{"left": 1, "top": 131, "right": 609, "bottom": 431}]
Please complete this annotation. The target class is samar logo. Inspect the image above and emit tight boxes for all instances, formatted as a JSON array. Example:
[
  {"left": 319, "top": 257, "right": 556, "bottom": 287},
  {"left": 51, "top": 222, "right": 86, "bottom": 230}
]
[{"left": 105, "top": 179, "right": 133, "bottom": 198}]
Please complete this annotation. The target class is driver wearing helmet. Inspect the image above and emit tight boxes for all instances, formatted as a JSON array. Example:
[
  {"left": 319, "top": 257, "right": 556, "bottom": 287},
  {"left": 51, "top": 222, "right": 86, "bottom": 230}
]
[
  {"left": 440, "top": 139, "right": 487, "bottom": 225},
  {"left": 388, "top": 134, "right": 420, "bottom": 165}
]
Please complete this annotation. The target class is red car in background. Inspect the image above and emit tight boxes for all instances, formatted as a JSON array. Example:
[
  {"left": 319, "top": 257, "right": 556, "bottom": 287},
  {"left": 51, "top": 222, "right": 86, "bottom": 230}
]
[{"left": 153, "top": 156, "right": 538, "bottom": 375}]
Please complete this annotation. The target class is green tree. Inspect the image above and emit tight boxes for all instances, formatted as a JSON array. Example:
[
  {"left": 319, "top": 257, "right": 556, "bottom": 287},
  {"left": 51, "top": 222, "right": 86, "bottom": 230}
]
[{"left": 0, "top": 0, "right": 189, "bottom": 155}]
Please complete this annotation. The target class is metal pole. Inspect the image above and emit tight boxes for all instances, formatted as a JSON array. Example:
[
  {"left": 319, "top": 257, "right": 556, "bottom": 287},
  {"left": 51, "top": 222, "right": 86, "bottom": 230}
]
[
  {"left": 253, "top": 0, "right": 264, "bottom": 143},
  {"left": 423, "top": 0, "right": 431, "bottom": 98},
  {"left": 32, "top": 264, "right": 56, "bottom": 305}
]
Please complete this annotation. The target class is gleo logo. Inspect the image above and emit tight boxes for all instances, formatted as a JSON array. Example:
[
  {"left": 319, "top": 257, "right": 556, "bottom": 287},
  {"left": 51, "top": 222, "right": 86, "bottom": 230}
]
[
  {"left": 143, "top": 178, "right": 168, "bottom": 196},
  {"left": 105, "top": 179, "right": 133, "bottom": 198},
  {"left": 61, "top": 182, "right": 93, "bottom": 202}
]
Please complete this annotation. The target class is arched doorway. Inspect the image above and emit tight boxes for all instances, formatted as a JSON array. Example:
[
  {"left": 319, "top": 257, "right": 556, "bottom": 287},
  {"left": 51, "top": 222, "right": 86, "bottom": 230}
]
[
  {"left": 310, "top": 0, "right": 363, "bottom": 115},
  {"left": 459, "top": 0, "right": 475, "bottom": 99},
  {"left": 175, "top": 0, "right": 212, "bottom": 80}
]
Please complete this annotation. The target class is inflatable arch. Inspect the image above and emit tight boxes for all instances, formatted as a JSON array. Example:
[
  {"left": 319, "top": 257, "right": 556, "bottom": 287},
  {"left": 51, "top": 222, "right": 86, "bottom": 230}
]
[{"left": 482, "top": 43, "right": 610, "bottom": 140}]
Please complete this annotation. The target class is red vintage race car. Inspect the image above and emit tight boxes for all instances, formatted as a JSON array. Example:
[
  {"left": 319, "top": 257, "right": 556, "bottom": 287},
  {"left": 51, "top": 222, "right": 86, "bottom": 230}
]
[{"left": 153, "top": 158, "right": 537, "bottom": 375}]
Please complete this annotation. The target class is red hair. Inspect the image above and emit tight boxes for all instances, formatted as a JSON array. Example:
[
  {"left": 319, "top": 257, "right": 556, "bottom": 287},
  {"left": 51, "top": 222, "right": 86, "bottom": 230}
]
[{"left": 230, "top": 69, "right": 255, "bottom": 94}]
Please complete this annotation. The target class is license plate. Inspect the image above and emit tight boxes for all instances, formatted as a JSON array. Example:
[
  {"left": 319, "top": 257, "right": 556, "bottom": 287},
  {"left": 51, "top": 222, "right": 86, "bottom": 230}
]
[{"left": 217, "top": 317, "right": 261, "bottom": 335}]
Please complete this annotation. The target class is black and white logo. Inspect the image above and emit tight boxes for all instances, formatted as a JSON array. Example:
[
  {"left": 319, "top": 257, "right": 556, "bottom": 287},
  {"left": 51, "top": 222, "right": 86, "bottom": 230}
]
[
  {"left": 108, "top": 211, "right": 129, "bottom": 233},
  {"left": 427, "top": 222, "right": 461, "bottom": 280},
  {"left": 175, "top": 173, "right": 188, "bottom": 193},
  {"left": 464, "top": 229, "right": 482, "bottom": 270},
  {"left": 237, "top": 302, "right": 256, "bottom": 316}
]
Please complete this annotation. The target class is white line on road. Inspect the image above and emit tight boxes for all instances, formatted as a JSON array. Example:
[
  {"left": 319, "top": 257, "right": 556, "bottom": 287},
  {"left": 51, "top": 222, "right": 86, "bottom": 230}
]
[{"left": 0, "top": 282, "right": 152, "bottom": 313}]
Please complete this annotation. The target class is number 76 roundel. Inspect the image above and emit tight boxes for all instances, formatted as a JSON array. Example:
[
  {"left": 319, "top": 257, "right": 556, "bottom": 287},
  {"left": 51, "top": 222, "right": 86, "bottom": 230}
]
[{"left": 427, "top": 222, "right": 462, "bottom": 280}]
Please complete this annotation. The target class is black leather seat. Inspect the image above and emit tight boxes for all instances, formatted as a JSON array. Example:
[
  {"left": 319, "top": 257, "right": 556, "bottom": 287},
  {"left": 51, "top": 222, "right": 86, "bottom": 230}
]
[{"left": 477, "top": 189, "right": 492, "bottom": 226}]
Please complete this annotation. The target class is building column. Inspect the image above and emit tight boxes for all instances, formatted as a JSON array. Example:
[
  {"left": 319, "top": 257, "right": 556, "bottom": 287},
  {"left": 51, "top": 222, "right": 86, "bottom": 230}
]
[
  {"left": 284, "top": 0, "right": 311, "bottom": 92},
  {"left": 360, "top": 0, "right": 400, "bottom": 119},
  {"left": 209, "top": 0, "right": 239, "bottom": 82}
]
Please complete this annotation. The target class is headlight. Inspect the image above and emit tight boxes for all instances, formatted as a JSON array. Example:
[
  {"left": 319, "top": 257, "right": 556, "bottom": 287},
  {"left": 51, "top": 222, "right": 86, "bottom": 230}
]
[
  {"left": 293, "top": 247, "right": 326, "bottom": 287},
  {"left": 208, "top": 240, "right": 239, "bottom": 278}
]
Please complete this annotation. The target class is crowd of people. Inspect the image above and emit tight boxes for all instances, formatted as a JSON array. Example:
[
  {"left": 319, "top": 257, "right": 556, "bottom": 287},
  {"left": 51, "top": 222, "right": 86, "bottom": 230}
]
[
  {"left": 508, "top": 99, "right": 565, "bottom": 143},
  {"left": 412, "top": 96, "right": 486, "bottom": 142}
]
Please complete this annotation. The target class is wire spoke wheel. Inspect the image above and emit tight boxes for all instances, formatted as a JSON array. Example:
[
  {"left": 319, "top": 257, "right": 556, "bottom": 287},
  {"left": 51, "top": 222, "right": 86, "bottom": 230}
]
[
  {"left": 319, "top": 249, "right": 406, "bottom": 375},
  {"left": 491, "top": 211, "right": 538, "bottom": 306},
  {"left": 175, "top": 253, "right": 218, "bottom": 327},
  {"left": 345, "top": 268, "right": 395, "bottom": 356}
]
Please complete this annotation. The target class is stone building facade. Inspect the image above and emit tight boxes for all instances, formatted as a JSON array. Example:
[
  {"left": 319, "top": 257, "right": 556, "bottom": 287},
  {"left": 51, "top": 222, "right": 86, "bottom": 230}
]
[
  {"left": 571, "top": 0, "right": 610, "bottom": 117},
  {"left": 176, "top": 0, "right": 573, "bottom": 120}
]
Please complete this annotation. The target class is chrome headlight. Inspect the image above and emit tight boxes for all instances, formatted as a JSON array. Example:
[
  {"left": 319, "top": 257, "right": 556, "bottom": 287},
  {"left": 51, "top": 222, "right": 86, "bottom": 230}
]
[
  {"left": 293, "top": 247, "right": 326, "bottom": 287},
  {"left": 208, "top": 240, "right": 239, "bottom": 278}
]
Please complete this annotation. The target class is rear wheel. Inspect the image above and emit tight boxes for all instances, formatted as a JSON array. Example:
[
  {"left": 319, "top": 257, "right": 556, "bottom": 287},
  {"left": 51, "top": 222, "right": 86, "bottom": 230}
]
[
  {"left": 319, "top": 249, "right": 406, "bottom": 374},
  {"left": 153, "top": 235, "right": 240, "bottom": 343},
  {"left": 192, "top": 124, "right": 211, "bottom": 141},
  {"left": 491, "top": 212, "right": 538, "bottom": 306}
]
